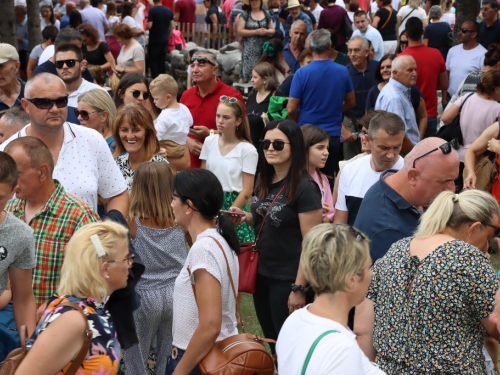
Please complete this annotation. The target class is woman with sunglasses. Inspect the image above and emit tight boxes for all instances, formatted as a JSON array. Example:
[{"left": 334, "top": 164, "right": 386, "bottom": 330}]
[
  {"left": 79, "top": 23, "right": 116, "bottom": 73},
  {"left": 113, "top": 104, "right": 168, "bottom": 192},
  {"left": 276, "top": 224, "right": 385, "bottom": 374},
  {"left": 122, "top": 162, "right": 187, "bottom": 375},
  {"left": 114, "top": 73, "right": 159, "bottom": 121},
  {"left": 114, "top": 24, "right": 145, "bottom": 76},
  {"left": 355, "top": 189, "right": 500, "bottom": 374},
  {"left": 230, "top": 119, "right": 322, "bottom": 357},
  {"left": 200, "top": 95, "right": 258, "bottom": 244},
  {"left": 14, "top": 221, "right": 132, "bottom": 375},
  {"left": 442, "top": 70, "right": 500, "bottom": 191}
]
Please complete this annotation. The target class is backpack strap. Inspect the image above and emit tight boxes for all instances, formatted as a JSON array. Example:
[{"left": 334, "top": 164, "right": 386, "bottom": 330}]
[{"left": 300, "top": 330, "right": 339, "bottom": 375}]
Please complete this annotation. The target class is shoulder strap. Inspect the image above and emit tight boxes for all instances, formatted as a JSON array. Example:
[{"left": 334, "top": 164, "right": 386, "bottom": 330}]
[
  {"left": 459, "top": 92, "right": 474, "bottom": 112},
  {"left": 400, "top": 7, "right": 415, "bottom": 24},
  {"left": 255, "top": 184, "right": 285, "bottom": 242},
  {"left": 380, "top": 7, "right": 393, "bottom": 29},
  {"left": 301, "top": 330, "right": 339, "bottom": 375},
  {"left": 59, "top": 302, "right": 93, "bottom": 375}
]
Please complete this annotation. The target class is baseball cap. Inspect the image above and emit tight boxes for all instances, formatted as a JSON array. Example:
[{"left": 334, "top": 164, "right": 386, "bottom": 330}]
[{"left": 0, "top": 44, "right": 19, "bottom": 64}]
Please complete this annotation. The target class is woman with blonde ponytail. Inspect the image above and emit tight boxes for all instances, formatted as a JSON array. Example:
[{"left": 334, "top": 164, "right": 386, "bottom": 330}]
[{"left": 355, "top": 189, "right": 500, "bottom": 374}]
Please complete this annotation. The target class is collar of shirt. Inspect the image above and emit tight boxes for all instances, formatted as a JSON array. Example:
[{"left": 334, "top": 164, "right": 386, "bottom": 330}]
[
  {"left": 0, "top": 79, "right": 25, "bottom": 107},
  {"left": 388, "top": 78, "right": 411, "bottom": 95},
  {"left": 380, "top": 169, "right": 421, "bottom": 215}
]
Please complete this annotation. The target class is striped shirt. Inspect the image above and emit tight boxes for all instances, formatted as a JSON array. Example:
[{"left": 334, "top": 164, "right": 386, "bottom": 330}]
[{"left": 6, "top": 180, "right": 100, "bottom": 306}]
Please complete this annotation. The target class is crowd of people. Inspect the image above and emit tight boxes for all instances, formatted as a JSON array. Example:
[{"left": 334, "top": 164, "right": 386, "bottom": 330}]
[{"left": 2, "top": 0, "right": 500, "bottom": 374}]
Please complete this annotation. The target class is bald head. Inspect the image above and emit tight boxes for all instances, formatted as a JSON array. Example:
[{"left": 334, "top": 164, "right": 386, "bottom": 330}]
[
  {"left": 25, "top": 73, "right": 66, "bottom": 99},
  {"left": 66, "top": 1, "right": 76, "bottom": 13},
  {"left": 405, "top": 137, "right": 459, "bottom": 172}
]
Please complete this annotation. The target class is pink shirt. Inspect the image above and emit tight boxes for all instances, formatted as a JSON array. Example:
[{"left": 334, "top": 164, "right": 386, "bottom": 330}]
[{"left": 311, "top": 172, "right": 334, "bottom": 221}]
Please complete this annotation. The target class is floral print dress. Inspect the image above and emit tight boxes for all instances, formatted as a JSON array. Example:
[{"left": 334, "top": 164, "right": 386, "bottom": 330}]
[
  {"left": 240, "top": 10, "right": 271, "bottom": 82},
  {"left": 367, "top": 237, "right": 499, "bottom": 374},
  {"left": 26, "top": 295, "right": 121, "bottom": 375}
]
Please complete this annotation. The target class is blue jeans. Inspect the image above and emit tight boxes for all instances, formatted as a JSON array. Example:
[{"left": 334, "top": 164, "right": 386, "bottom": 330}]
[
  {"left": 165, "top": 347, "right": 201, "bottom": 375},
  {"left": 425, "top": 117, "right": 437, "bottom": 138}
]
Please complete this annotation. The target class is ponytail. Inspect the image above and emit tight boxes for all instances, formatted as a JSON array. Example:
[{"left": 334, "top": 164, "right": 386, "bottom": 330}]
[{"left": 217, "top": 215, "right": 240, "bottom": 255}]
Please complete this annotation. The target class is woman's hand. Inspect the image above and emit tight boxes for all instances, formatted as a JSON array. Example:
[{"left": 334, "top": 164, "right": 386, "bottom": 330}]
[
  {"left": 158, "top": 147, "right": 168, "bottom": 158},
  {"left": 256, "top": 28, "right": 267, "bottom": 36},
  {"left": 288, "top": 291, "right": 306, "bottom": 314},
  {"left": 488, "top": 138, "right": 500, "bottom": 154},
  {"left": 321, "top": 203, "right": 331, "bottom": 223},
  {"left": 463, "top": 172, "right": 477, "bottom": 190},
  {"left": 227, "top": 206, "right": 247, "bottom": 225}
]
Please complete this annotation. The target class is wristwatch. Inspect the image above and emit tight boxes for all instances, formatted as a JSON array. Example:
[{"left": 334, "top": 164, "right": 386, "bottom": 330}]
[{"left": 291, "top": 284, "right": 309, "bottom": 293}]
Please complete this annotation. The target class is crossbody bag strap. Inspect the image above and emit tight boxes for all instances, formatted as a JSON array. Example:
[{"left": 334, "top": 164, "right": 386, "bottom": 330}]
[
  {"left": 380, "top": 7, "right": 393, "bottom": 30},
  {"left": 58, "top": 302, "right": 93, "bottom": 375},
  {"left": 400, "top": 7, "right": 415, "bottom": 25},
  {"left": 300, "top": 330, "right": 339, "bottom": 375},
  {"left": 459, "top": 92, "right": 474, "bottom": 112},
  {"left": 255, "top": 184, "right": 286, "bottom": 241}
]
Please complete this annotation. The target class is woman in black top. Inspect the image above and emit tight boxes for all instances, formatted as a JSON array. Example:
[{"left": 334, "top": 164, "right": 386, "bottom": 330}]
[
  {"left": 372, "top": 0, "right": 397, "bottom": 54},
  {"left": 246, "top": 62, "right": 278, "bottom": 147},
  {"left": 230, "top": 120, "right": 322, "bottom": 355},
  {"left": 80, "top": 23, "right": 116, "bottom": 72},
  {"left": 423, "top": 5, "right": 452, "bottom": 60}
]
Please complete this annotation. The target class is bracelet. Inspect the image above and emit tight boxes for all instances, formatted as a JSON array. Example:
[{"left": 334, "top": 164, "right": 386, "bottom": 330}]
[{"left": 291, "top": 283, "right": 309, "bottom": 293}]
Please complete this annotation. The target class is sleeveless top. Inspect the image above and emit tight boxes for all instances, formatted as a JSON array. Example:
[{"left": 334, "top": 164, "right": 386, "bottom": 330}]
[
  {"left": 132, "top": 217, "right": 187, "bottom": 290},
  {"left": 26, "top": 295, "right": 120, "bottom": 374}
]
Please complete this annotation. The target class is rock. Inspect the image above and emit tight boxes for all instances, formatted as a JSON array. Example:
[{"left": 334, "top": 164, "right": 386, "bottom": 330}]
[
  {"left": 171, "top": 53, "right": 187, "bottom": 70},
  {"left": 219, "top": 42, "right": 240, "bottom": 54},
  {"left": 217, "top": 52, "right": 241, "bottom": 73},
  {"left": 184, "top": 42, "right": 199, "bottom": 52}
]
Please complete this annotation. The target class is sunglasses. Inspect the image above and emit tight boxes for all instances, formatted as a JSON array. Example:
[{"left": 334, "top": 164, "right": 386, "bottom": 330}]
[
  {"left": 26, "top": 96, "right": 68, "bottom": 109},
  {"left": 460, "top": 28, "right": 474, "bottom": 33},
  {"left": 128, "top": 89, "right": 150, "bottom": 100},
  {"left": 190, "top": 56, "right": 216, "bottom": 66},
  {"left": 220, "top": 95, "right": 237, "bottom": 104},
  {"left": 55, "top": 59, "right": 82, "bottom": 69},
  {"left": 74, "top": 108, "right": 99, "bottom": 120},
  {"left": 482, "top": 222, "right": 500, "bottom": 237},
  {"left": 400, "top": 41, "right": 408, "bottom": 45},
  {"left": 412, "top": 139, "right": 458, "bottom": 169},
  {"left": 107, "top": 253, "right": 135, "bottom": 266},
  {"left": 261, "top": 139, "right": 290, "bottom": 151}
]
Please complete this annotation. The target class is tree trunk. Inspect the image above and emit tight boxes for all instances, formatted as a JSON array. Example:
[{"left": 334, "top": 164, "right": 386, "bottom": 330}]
[
  {"left": 27, "top": 0, "right": 41, "bottom": 51},
  {"left": 454, "top": 0, "right": 480, "bottom": 39},
  {"left": 0, "top": 2, "right": 18, "bottom": 49}
]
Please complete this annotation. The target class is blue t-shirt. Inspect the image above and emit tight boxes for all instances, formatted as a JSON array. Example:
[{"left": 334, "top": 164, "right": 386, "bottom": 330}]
[
  {"left": 290, "top": 59, "right": 353, "bottom": 136},
  {"left": 148, "top": 5, "right": 174, "bottom": 44}
]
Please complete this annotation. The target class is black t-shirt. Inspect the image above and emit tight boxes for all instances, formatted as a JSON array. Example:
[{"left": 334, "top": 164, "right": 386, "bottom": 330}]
[
  {"left": 148, "top": 5, "right": 174, "bottom": 44},
  {"left": 205, "top": 5, "right": 219, "bottom": 31},
  {"left": 33, "top": 59, "right": 95, "bottom": 82},
  {"left": 251, "top": 178, "right": 322, "bottom": 281},
  {"left": 423, "top": 22, "right": 451, "bottom": 60},
  {"left": 83, "top": 42, "right": 110, "bottom": 66},
  {"left": 376, "top": 7, "right": 397, "bottom": 41},
  {"left": 246, "top": 90, "right": 272, "bottom": 146}
]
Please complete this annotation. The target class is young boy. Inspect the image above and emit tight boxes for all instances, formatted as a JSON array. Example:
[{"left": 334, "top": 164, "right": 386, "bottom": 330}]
[
  {"left": 149, "top": 74, "right": 193, "bottom": 171},
  {"left": 0, "top": 152, "right": 36, "bottom": 335}
]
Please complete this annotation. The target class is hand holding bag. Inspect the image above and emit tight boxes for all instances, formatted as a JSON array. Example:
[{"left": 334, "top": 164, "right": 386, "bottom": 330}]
[{"left": 0, "top": 302, "right": 93, "bottom": 375}]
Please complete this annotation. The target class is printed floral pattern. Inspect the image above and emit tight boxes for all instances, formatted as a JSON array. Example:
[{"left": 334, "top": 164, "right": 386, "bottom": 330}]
[{"left": 223, "top": 191, "right": 255, "bottom": 243}]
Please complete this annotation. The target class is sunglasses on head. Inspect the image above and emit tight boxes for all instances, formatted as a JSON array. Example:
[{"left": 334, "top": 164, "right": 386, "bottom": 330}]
[
  {"left": 482, "top": 222, "right": 500, "bottom": 237},
  {"left": 74, "top": 108, "right": 99, "bottom": 120},
  {"left": 412, "top": 139, "right": 458, "bottom": 169},
  {"left": 261, "top": 139, "right": 290, "bottom": 151},
  {"left": 460, "top": 28, "right": 474, "bottom": 33},
  {"left": 55, "top": 59, "right": 82, "bottom": 69},
  {"left": 26, "top": 96, "right": 68, "bottom": 109},
  {"left": 220, "top": 95, "right": 237, "bottom": 104},
  {"left": 128, "top": 89, "right": 150, "bottom": 100},
  {"left": 190, "top": 56, "right": 216, "bottom": 66}
]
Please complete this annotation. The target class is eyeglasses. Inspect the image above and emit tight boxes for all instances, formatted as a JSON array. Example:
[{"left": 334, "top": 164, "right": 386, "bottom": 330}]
[
  {"left": 55, "top": 59, "right": 82, "bottom": 69},
  {"left": 107, "top": 253, "right": 135, "bottom": 266},
  {"left": 482, "top": 222, "right": 500, "bottom": 237},
  {"left": 220, "top": 95, "right": 237, "bottom": 104},
  {"left": 190, "top": 56, "right": 216, "bottom": 66},
  {"left": 460, "top": 28, "right": 474, "bottom": 33},
  {"left": 26, "top": 96, "right": 68, "bottom": 109},
  {"left": 128, "top": 89, "right": 150, "bottom": 100},
  {"left": 412, "top": 139, "right": 458, "bottom": 169},
  {"left": 74, "top": 108, "right": 99, "bottom": 120},
  {"left": 261, "top": 139, "right": 290, "bottom": 151}
]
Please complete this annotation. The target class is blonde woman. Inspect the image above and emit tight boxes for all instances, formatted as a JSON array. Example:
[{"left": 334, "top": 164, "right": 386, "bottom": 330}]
[
  {"left": 355, "top": 190, "right": 500, "bottom": 374},
  {"left": 276, "top": 224, "right": 385, "bottom": 374},
  {"left": 397, "top": 0, "right": 427, "bottom": 33},
  {"left": 122, "top": 162, "right": 187, "bottom": 375},
  {"left": 77, "top": 89, "right": 117, "bottom": 150},
  {"left": 15, "top": 221, "right": 132, "bottom": 375}
]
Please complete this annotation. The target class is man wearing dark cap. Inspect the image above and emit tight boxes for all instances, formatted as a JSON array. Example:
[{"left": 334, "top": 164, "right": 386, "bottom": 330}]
[{"left": 0, "top": 44, "right": 24, "bottom": 119}]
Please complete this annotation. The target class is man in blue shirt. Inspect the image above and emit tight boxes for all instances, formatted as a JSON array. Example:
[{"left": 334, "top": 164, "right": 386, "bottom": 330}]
[
  {"left": 478, "top": 0, "right": 500, "bottom": 49},
  {"left": 351, "top": 10, "right": 384, "bottom": 61},
  {"left": 283, "top": 20, "right": 308, "bottom": 74},
  {"left": 288, "top": 29, "right": 355, "bottom": 187}
]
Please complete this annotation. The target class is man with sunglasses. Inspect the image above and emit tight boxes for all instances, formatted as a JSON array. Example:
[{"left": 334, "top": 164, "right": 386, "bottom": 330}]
[
  {"left": 180, "top": 50, "right": 246, "bottom": 169},
  {"left": 54, "top": 43, "right": 105, "bottom": 124},
  {"left": 446, "top": 21, "right": 486, "bottom": 104},
  {"left": 0, "top": 44, "right": 24, "bottom": 121},
  {"left": 479, "top": 0, "right": 500, "bottom": 49},
  {"left": 354, "top": 137, "right": 459, "bottom": 264}
]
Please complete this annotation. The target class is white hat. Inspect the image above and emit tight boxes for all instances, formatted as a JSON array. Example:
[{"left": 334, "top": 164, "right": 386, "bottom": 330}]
[
  {"left": 0, "top": 44, "right": 19, "bottom": 64},
  {"left": 286, "top": 0, "right": 302, "bottom": 9}
]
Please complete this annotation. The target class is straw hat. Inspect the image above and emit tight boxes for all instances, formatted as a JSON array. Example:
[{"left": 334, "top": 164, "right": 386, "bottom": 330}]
[{"left": 286, "top": 0, "right": 302, "bottom": 9}]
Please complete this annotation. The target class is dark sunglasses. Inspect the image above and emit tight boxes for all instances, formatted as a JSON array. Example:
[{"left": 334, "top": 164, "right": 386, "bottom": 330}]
[
  {"left": 412, "top": 139, "right": 458, "bottom": 168},
  {"left": 460, "top": 28, "right": 474, "bottom": 33},
  {"left": 482, "top": 222, "right": 500, "bottom": 237},
  {"left": 190, "top": 56, "right": 216, "bottom": 66},
  {"left": 220, "top": 95, "right": 237, "bottom": 104},
  {"left": 128, "top": 89, "right": 150, "bottom": 100},
  {"left": 74, "top": 108, "right": 99, "bottom": 120},
  {"left": 261, "top": 139, "right": 290, "bottom": 151},
  {"left": 26, "top": 96, "right": 68, "bottom": 109},
  {"left": 55, "top": 59, "right": 82, "bottom": 69}
]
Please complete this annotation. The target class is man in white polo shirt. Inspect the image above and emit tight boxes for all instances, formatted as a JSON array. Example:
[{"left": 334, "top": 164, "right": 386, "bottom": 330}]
[
  {"left": 334, "top": 111, "right": 405, "bottom": 225},
  {"left": 54, "top": 43, "right": 106, "bottom": 124},
  {"left": 0, "top": 73, "right": 128, "bottom": 216}
]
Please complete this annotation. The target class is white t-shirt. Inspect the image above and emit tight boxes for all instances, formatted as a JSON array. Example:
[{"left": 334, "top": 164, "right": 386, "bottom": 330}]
[
  {"left": 199, "top": 135, "right": 258, "bottom": 193},
  {"left": 134, "top": 2, "right": 145, "bottom": 30},
  {"left": 446, "top": 44, "right": 487, "bottom": 96},
  {"left": 41, "top": 18, "right": 60, "bottom": 30},
  {"left": 311, "top": 5, "right": 323, "bottom": 23},
  {"left": 122, "top": 15, "right": 145, "bottom": 46},
  {"left": 172, "top": 228, "right": 239, "bottom": 350},
  {"left": 335, "top": 154, "right": 404, "bottom": 223},
  {"left": 106, "top": 15, "right": 120, "bottom": 37},
  {"left": 154, "top": 103, "right": 193, "bottom": 145},
  {"left": 0, "top": 123, "right": 127, "bottom": 210},
  {"left": 276, "top": 306, "right": 386, "bottom": 375},
  {"left": 38, "top": 44, "right": 54, "bottom": 65},
  {"left": 68, "top": 79, "right": 107, "bottom": 108},
  {"left": 397, "top": 5, "right": 426, "bottom": 33}
]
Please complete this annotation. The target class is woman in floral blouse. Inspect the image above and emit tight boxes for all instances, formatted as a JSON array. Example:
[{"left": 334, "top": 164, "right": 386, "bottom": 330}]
[
  {"left": 355, "top": 189, "right": 500, "bottom": 374},
  {"left": 16, "top": 221, "right": 133, "bottom": 375}
]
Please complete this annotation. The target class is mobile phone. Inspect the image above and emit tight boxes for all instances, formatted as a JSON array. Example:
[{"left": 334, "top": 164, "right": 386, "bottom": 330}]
[
  {"left": 190, "top": 124, "right": 195, "bottom": 129},
  {"left": 220, "top": 210, "right": 246, "bottom": 217}
]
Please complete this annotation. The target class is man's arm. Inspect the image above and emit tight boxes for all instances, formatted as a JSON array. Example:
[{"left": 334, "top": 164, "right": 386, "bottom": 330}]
[
  {"left": 9, "top": 268, "right": 36, "bottom": 336},
  {"left": 437, "top": 70, "right": 448, "bottom": 91},
  {"left": 342, "top": 90, "right": 356, "bottom": 112},
  {"left": 106, "top": 190, "right": 129, "bottom": 218},
  {"left": 287, "top": 97, "right": 300, "bottom": 121},
  {"left": 333, "top": 209, "right": 348, "bottom": 224}
]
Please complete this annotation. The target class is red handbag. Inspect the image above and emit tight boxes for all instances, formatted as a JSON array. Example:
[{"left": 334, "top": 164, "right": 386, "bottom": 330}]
[{"left": 238, "top": 185, "right": 285, "bottom": 294}]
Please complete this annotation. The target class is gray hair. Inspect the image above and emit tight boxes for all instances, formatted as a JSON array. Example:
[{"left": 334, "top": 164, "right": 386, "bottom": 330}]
[
  {"left": 2, "top": 106, "right": 30, "bottom": 128},
  {"left": 25, "top": 73, "right": 66, "bottom": 99},
  {"left": 391, "top": 55, "right": 415, "bottom": 74},
  {"left": 54, "top": 27, "right": 83, "bottom": 48},
  {"left": 429, "top": 5, "right": 442, "bottom": 19},
  {"left": 192, "top": 49, "right": 219, "bottom": 67},
  {"left": 367, "top": 112, "right": 405, "bottom": 140},
  {"left": 308, "top": 29, "right": 332, "bottom": 55},
  {"left": 349, "top": 36, "right": 370, "bottom": 51},
  {"left": 291, "top": 19, "right": 308, "bottom": 33}
]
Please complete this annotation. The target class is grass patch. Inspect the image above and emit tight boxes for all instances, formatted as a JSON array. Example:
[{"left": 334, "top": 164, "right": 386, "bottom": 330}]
[{"left": 239, "top": 292, "right": 263, "bottom": 336}]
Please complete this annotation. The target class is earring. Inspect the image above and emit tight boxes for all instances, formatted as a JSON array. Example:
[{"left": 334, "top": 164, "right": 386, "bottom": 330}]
[
  {"left": 105, "top": 275, "right": 110, "bottom": 279},
  {"left": 185, "top": 212, "right": 189, "bottom": 215}
]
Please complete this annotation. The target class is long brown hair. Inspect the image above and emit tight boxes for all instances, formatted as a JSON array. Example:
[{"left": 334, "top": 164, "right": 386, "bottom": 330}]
[{"left": 218, "top": 98, "right": 251, "bottom": 143}]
